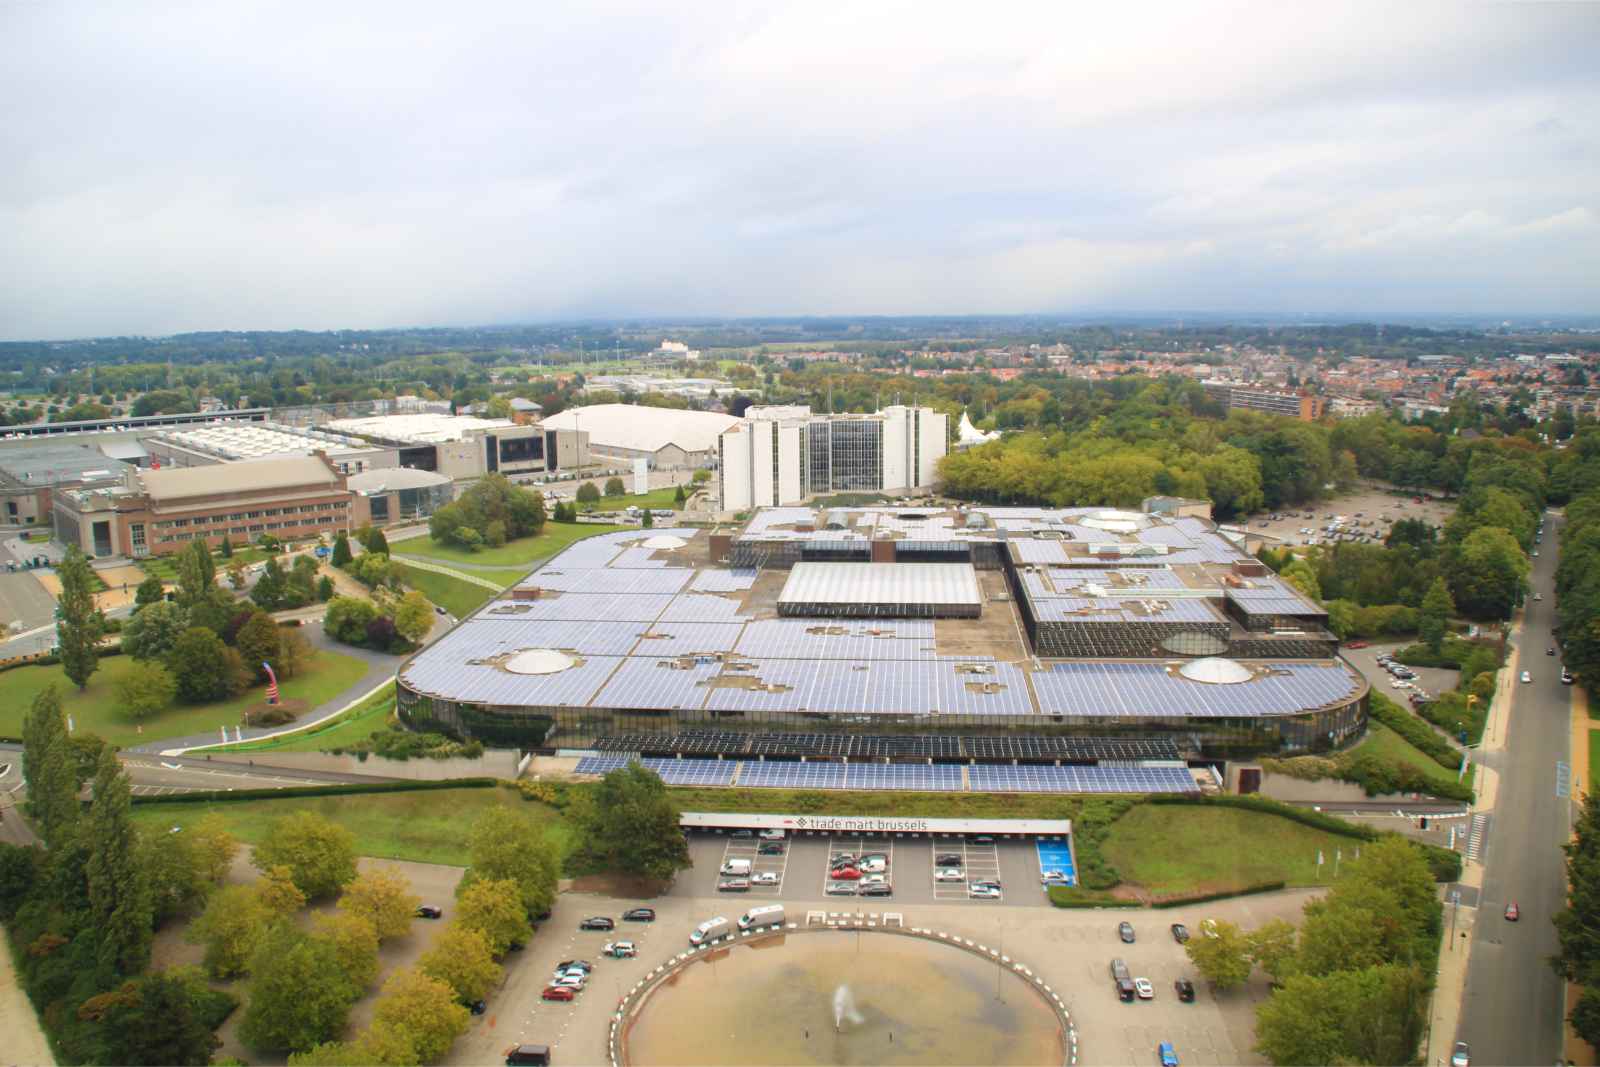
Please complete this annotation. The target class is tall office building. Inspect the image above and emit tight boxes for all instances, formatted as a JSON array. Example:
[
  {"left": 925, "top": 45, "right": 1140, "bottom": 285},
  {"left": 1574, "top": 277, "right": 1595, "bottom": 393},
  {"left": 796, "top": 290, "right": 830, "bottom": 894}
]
[{"left": 717, "top": 405, "right": 948, "bottom": 511}]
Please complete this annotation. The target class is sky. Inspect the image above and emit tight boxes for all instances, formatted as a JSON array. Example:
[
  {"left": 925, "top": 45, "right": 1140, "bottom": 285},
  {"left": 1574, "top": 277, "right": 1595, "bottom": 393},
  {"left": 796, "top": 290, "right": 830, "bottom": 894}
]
[{"left": 1, "top": 2, "right": 1597, "bottom": 340}]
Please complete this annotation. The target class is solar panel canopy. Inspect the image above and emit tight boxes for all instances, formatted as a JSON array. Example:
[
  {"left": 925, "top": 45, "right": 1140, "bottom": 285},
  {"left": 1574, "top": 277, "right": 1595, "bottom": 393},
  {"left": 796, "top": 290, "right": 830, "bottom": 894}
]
[{"left": 777, "top": 561, "right": 981, "bottom": 618}]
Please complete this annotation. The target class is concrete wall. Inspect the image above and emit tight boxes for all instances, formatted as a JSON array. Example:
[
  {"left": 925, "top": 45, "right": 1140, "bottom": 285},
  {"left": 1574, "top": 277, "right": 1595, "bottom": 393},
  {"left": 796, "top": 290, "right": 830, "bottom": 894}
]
[{"left": 210, "top": 749, "right": 524, "bottom": 781}]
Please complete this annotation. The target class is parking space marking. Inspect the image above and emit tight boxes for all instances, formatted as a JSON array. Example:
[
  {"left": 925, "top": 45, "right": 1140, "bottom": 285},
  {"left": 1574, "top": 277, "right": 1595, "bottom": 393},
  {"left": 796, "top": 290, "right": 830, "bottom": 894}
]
[
  {"left": 964, "top": 837, "right": 1004, "bottom": 901},
  {"left": 931, "top": 836, "right": 970, "bottom": 901}
]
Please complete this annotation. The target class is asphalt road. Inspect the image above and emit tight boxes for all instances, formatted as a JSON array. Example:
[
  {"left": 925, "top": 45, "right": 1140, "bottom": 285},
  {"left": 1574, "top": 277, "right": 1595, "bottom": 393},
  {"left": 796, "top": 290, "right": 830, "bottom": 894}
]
[{"left": 1459, "top": 512, "right": 1571, "bottom": 1066}]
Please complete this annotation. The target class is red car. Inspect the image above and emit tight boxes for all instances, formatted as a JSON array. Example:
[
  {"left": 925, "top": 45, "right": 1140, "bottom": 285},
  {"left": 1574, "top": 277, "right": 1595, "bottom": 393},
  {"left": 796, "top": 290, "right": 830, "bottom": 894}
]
[
  {"left": 1505, "top": 903, "right": 1520, "bottom": 922},
  {"left": 830, "top": 866, "right": 863, "bottom": 880},
  {"left": 542, "top": 985, "right": 577, "bottom": 1002},
  {"left": 1345, "top": 640, "right": 1369, "bottom": 649}
]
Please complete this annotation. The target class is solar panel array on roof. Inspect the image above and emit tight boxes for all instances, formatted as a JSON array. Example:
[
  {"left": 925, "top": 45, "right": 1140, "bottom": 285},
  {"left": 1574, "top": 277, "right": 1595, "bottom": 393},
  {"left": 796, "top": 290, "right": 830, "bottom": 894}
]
[
  {"left": 442, "top": 618, "right": 640, "bottom": 656},
  {"left": 592, "top": 656, "right": 720, "bottom": 710},
  {"left": 1226, "top": 576, "right": 1323, "bottom": 615},
  {"left": 733, "top": 618, "right": 940, "bottom": 660},
  {"left": 1031, "top": 661, "right": 1358, "bottom": 718},
  {"left": 690, "top": 568, "right": 758, "bottom": 592},
  {"left": 703, "top": 659, "right": 1031, "bottom": 716},
  {"left": 573, "top": 755, "right": 735, "bottom": 786},
  {"left": 404, "top": 653, "right": 622, "bottom": 706},
  {"left": 507, "top": 593, "right": 677, "bottom": 623},
  {"left": 519, "top": 568, "right": 691, "bottom": 595},
  {"left": 591, "top": 732, "right": 1184, "bottom": 761},
  {"left": 968, "top": 764, "right": 1198, "bottom": 794},
  {"left": 656, "top": 594, "right": 750, "bottom": 622},
  {"left": 630, "top": 622, "right": 745, "bottom": 656}
]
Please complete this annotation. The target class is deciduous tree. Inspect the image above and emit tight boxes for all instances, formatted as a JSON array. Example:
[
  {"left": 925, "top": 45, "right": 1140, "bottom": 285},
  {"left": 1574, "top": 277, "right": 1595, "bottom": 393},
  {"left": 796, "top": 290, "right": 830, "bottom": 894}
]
[
  {"left": 465, "top": 808, "right": 559, "bottom": 919},
  {"left": 254, "top": 811, "right": 358, "bottom": 900},
  {"left": 79, "top": 968, "right": 225, "bottom": 1066},
  {"left": 22, "top": 686, "right": 79, "bottom": 845},
  {"left": 240, "top": 924, "right": 361, "bottom": 1054},
  {"left": 167, "top": 626, "right": 235, "bottom": 703},
  {"left": 454, "top": 878, "right": 531, "bottom": 955},
  {"left": 189, "top": 884, "right": 274, "bottom": 979},
  {"left": 133, "top": 574, "right": 166, "bottom": 612},
  {"left": 236, "top": 610, "right": 283, "bottom": 682},
  {"left": 121, "top": 600, "right": 189, "bottom": 660},
  {"left": 1419, "top": 577, "right": 1455, "bottom": 653},
  {"left": 393, "top": 590, "right": 434, "bottom": 646},
  {"left": 311, "top": 911, "right": 381, "bottom": 991},
  {"left": 1183, "top": 919, "right": 1253, "bottom": 990},
  {"left": 116, "top": 659, "right": 176, "bottom": 721},
  {"left": 371, "top": 968, "right": 470, "bottom": 1064},
  {"left": 337, "top": 866, "right": 419, "bottom": 942},
  {"left": 56, "top": 545, "right": 104, "bottom": 688},
  {"left": 566, "top": 761, "right": 692, "bottom": 881},
  {"left": 419, "top": 924, "right": 501, "bottom": 1003}
]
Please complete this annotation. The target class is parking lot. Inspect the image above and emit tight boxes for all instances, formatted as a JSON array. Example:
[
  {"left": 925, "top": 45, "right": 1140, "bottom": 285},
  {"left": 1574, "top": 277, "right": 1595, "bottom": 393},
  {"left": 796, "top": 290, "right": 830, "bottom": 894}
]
[
  {"left": 684, "top": 831, "right": 1051, "bottom": 907},
  {"left": 446, "top": 872, "right": 1322, "bottom": 1067},
  {"left": 1244, "top": 486, "right": 1456, "bottom": 550}
]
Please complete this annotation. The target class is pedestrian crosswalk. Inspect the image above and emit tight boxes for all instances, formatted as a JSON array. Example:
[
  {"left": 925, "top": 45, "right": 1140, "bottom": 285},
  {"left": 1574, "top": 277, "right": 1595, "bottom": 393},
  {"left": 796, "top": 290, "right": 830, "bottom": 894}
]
[{"left": 1465, "top": 813, "right": 1489, "bottom": 864}]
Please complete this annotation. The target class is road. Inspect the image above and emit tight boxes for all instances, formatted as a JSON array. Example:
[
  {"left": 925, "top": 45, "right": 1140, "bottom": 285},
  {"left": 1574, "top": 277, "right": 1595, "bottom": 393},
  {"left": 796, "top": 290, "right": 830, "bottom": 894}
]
[{"left": 1458, "top": 513, "right": 1570, "bottom": 1066}]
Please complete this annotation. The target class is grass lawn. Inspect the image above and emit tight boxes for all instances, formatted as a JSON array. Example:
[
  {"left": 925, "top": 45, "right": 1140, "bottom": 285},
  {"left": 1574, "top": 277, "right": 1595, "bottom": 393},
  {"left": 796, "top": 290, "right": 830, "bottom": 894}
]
[
  {"left": 1352, "top": 722, "right": 1474, "bottom": 792},
  {"left": 1101, "top": 805, "right": 1362, "bottom": 893},
  {"left": 586, "top": 487, "right": 682, "bottom": 513},
  {"left": 1591, "top": 729, "right": 1600, "bottom": 794},
  {"left": 137, "top": 546, "right": 276, "bottom": 581},
  {"left": 0, "top": 650, "right": 369, "bottom": 747},
  {"left": 391, "top": 521, "right": 628, "bottom": 568},
  {"left": 195, "top": 683, "right": 396, "bottom": 754},
  {"left": 393, "top": 563, "right": 498, "bottom": 619},
  {"left": 24, "top": 530, "right": 51, "bottom": 544},
  {"left": 130, "top": 786, "right": 567, "bottom": 866}
]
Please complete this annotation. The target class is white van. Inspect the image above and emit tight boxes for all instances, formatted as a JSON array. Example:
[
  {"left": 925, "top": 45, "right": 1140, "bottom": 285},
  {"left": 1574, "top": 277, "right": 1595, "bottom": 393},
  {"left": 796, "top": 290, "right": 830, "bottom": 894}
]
[
  {"left": 690, "top": 916, "right": 730, "bottom": 946},
  {"left": 738, "top": 905, "right": 785, "bottom": 930},
  {"left": 720, "top": 858, "right": 752, "bottom": 876}
]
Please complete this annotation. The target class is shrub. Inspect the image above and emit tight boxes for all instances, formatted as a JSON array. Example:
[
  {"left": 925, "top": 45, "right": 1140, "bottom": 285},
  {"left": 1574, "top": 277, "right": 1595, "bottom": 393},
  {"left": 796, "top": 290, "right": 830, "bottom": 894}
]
[
  {"left": 1047, "top": 886, "right": 1138, "bottom": 908},
  {"left": 1369, "top": 695, "right": 1461, "bottom": 770}
]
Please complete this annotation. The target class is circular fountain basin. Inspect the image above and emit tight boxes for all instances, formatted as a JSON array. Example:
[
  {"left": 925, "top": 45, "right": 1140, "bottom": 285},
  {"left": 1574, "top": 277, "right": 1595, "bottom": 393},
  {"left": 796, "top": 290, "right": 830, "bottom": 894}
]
[{"left": 624, "top": 931, "right": 1063, "bottom": 1066}]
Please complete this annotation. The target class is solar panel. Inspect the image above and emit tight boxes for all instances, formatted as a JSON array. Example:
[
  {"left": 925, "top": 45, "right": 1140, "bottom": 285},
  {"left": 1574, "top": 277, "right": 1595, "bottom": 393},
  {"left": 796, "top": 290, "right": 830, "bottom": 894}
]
[
  {"left": 737, "top": 761, "right": 847, "bottom": 790},
  {"left": 1029, "top": 661, "right": 1359, "bottom": 718},
  {"left": 968, "top": 764, "right": 1198, "bottom": 794}
]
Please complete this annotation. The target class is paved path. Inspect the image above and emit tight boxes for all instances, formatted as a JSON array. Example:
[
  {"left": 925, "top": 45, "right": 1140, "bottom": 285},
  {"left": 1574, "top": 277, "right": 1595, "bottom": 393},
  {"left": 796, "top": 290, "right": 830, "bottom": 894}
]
[
  {"left": 0, "top": 930, "right": 53, "bottom": 1066},
  {"left": 393, "top": 552, "right": 533, "bottom": 574},
  {"left": 391, "top": 556, "right": 504, "bottom": 590}
]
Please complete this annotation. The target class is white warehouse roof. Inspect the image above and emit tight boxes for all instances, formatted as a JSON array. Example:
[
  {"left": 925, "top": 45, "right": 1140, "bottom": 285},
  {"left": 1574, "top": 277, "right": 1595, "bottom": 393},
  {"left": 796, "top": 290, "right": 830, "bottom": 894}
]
[
  {"left": 779, "top": 562, "right": 982, "bottom": 610},
  {"left": 540, "top": 404, "right": 738, "bottom": 455},
  {"left": 325, "top": 413, "right": 517, "bottom": 445}
]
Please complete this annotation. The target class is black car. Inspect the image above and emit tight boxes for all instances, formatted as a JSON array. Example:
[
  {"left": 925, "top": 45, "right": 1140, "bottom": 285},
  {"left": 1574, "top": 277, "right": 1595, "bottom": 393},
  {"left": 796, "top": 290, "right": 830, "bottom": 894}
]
[
  {"left": 935, "top": 853, "right": 963, "bottom": 867},
  {"left": 623, "top": 907, "right": 656, "bottom": 923},
  {"left": 579, "top": 916, "right": 615, "bottom": 931},
  {"left": 971, "top": 835, "right": 995, "bottom": 844},
  {"left": 1175, "top": 978, "right": 1196, "bottom": 1002},
  {"left": 416, "top": 905, "right": 443, "bottom": 919},
  {"left": 1118, "top": 921, "right": 1136, "bottom": 943},
  {"left": 555, "top": 959, "right": 593, "bottom": 973},
  {"left": 730, "top": 829, "right": 755, "bottom": 838},
  {"left": 758, "top": 842, "right": 785, "bottom": 855},
  {"left": 468, "top": 999, "right": 487, "bottom": 1015},
  {"left": 1170, "top": 923, "right": 1190, "bottom": 943}
]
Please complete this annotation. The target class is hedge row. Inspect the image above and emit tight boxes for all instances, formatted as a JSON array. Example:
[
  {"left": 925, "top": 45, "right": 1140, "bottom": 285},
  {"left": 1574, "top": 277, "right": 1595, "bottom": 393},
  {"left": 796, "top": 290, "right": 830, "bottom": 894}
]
[
  {"left": 1370, "top": 695, "right": 1463, "bottom": 771},
  {"left": 1149, "top": 880, "right": 1286, "bottom": 909},
  {"left": 129, "top": 776, "right": 498, "bottom": 805},
  {"left": 1047, "top": 886, "right": 1140, "bottom": 909}
]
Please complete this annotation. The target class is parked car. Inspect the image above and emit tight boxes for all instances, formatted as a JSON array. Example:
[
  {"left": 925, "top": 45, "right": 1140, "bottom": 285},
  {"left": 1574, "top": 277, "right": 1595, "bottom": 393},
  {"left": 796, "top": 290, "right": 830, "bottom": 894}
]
[
  {"left": 758, "top": 842, "right": 786, "bottom": 855},
  {"left": 1505, "top": 902, "right": 1520, "bottom": 921},
  {"left": 416, "top": 905, "right": 443, "bottom": 919},
  {"left": 468, "top": 999, "right": 487, "bottom": 1015},
  {"left": 1549, "top": 647, "right": 1557, "bottom": 655},
  {"left": 1040, "top": 869, "right": 1067, "bottom": 883},
  {"left": 752, "top": 872, "right": 780, "bottom": 886},
  {"left": 935, "top": 868, "right": 964, "bottom": 882},
  {"left": 729, "top": 829, "right": 755, "bottom": 838},
  {"left": 1159, "top": 1041, "right": 1180, "bottom": 1067},
  {"left": 1345, "top": 640, "right": 1369, "bottom": 649},
  {"left": 1174, "top": 978, "right": 1196, "bottom": 1002},
  {"left": 830, "top": 866, "right": 863, "bottom": 880},
  {"left": 718, "top": 879, "right": 751, "bottom": 892},
  {"left": 1521, "top": 671, "right": 1532, "bottom": 683},
  {"left": 602, "top": 940, "right": 637, "bottom": 958},
  {"left": 623, "top": 907, "right": 656, "bottom": 923},
  {"left": 1451, "top": 1041, "right": 1470, "bottom": 1067},
  {"left": 579, "top": 916, "right": 615, "bottom": 931},
  {"left": 551, "top": 974, "right": 586, "bottom": 990},
  {"left": 1118, "top": 921, "right": 1136, "bottom": 943},
  {"left": 1134, "top": 977, "right": 1154, "bottom": 1000},
  {"left": 541, "top": 986, "right": 576, "bottom": 1002},
  {"left": 554, "top": 960, "right": 592, "bottom": 974},
  {"left": 969, "top": 884, "right": 1002, "bottom": 899},
  {"left": 1170, "top": 923, "right": 1190, "bottom": 943},
  {"left": 825, "top": 882, "right": 858, "bottom": 896},
  {"left": 758, "top": 829, "right": 785, "bottom": 840},
  {"left": 935, "top": 853, "right": 963, "bottom": 867},
  {"left": 862, "top": 883, "right": 893, "bottom": 897}
]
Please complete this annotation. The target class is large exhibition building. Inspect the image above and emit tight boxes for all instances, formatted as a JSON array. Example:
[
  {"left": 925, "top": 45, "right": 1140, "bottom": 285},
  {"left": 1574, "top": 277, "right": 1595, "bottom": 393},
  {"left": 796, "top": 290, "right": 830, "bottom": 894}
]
[{"left": 396, "top": 503, "right": 1367, "bottom": 788}]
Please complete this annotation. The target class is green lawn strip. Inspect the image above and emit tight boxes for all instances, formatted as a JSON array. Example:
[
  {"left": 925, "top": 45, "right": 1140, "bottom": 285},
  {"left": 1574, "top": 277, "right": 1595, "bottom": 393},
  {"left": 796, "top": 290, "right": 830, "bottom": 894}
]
[
  {"left": 0, "top": 650, "right": 369, "bottom": 747},
  {"left": 1100, "top": 804, "right": 1361, "bottom": 893},
  {"left": 128, "top": 787, "right": 567, "bottom": 867},
  {"left": 1351, "top": 722, "right": 1475, "bottom": 792},
  {"left": 193, "top": 683, "right": 396, "bottom": 754},
  {"left": 1590, "top": 729, "right": 1600, "bottom": 794},
  {"left": 393, "top": 563, "right": 498, "bottom": 618},
  {"left": 391, "top": 521, "right": 629, "bottom": 568},
  {"left": 586, "top": 487, "right": 681, "bottom": 513}
]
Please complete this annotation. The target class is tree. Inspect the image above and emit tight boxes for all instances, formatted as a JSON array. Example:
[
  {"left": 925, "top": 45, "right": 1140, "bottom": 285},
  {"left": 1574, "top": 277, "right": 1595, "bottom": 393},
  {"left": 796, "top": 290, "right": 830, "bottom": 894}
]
[
  {"left": 276, "top": 626, "right": 316, "bottom": 678},
  {"left": 371, "top": 968, "right": 470, "bottom": 1064},
  {"left": 1184, "top": 919, "right": 1253, "bottom": 989},
  {"left": 691, "top": 468, "right": 711, "bottom": 485},
  {"left": 188, "top": 812, "right": 240, "bottom": 884},
  {"left": 122, "top": 600, "right": 190, "bottom": 660},
  {"left": 57, "top": 545, "right": 104, "bottom": 688},
  {"left": 566, "top": 762, "right": 692, "bottom": 881},
  {"left": 419, "top": 924, "right": 501, "bottom": 1003},
  {"left": 174, "top": 540, "right": 218, "bottom": 608},
  {"left": 1449, "top": 525, "right": 1529, "bottom": 619},
  {"left": 256, "top": 863, "right": 309, "bottom": 915},
  {"left": 22, "top": 686, "right": 79, "bottom": 845},
  {"left": 189, "top": 883, "right": 275, "bottom": 979},
  {"left": 466, "top": 808, "right": 559, "bottom": 919},
  {"left": 604, "top": 476, "right": 625, "bottom": 497},
  {"left": 140, "top": 826, "right": 214, "bottom": 925},
  {"left": 288, "top": 1022, "right": 417, "bottom": 1067},
  {"left": 133, "top": 574, "right": 166, "bottom": 612},
  {"left": 641, "top": 509, "right": 654, "bottom": 528},
  {"left": 227, "top": 561, "right": 248, "bottom": 591},
  {"left": 337, "top": 866, "right": 419, "bottom": 942},
  {"left": 1254, "top": 963, "right": 1428, "bottom": 1067},
  {"left": 366, "top": 528, "right": 390, "bottom": 555},
  {"left": 316, "top": 574, "right": 335, "bottom": 602},
  {"left": 1555, "top": 791, "right": 1600, "bottom": 1043},
  {"left": 80, "top": 969, "right": 224, "bottom": 1066},
  {"left": 220, "top": 534, "right": 233, "bottom": 559},
  {"left": 575, "top": 482, "right": 600, "bottom": 505},
  {"left": 1248, "top": 918, "right": 1299, "bottom": 985},
  {"left": 674, "top": 484, "right": 686, "bottom": 506},
  {"left": 252, "top": 558, "right": 289, "bottom": 610},
  {"left": 1419, "top": 577, "right": 1455, "bottom": 654},
  {"left": 394, "top": 590, "right": 434, "bottom": 646},
  {"left": 324, "top": 596, "right": 378, "bottom": 645},
  {"left": 311, "top": 911, "right": 381, "bottom": 991},
  {"left": 331, "top": 531, "right": 353, "bottom": 568},
  {"left": 1279, "top": 559, "right": 1323, "bottom": 602},
  {"left": 116, "top": 659, "right": 177, "bottom": 721},
  {"left": 254, "top": 811, "right": 358, "bottom": 900},
  {"left": 454, "top": 878, "right": 531, "bottom": 955},
  {"left": 353, "top": 552, "right": 393, "bottom": 588},
  {"left": 236, "top": 610, "right": 283, "bottom": 682},
  {"left": 240, "top": 924, "right": 361, "bottom": 1054},
  {"left": 167, "top": 626, "right": 235, "bottom": 703}
]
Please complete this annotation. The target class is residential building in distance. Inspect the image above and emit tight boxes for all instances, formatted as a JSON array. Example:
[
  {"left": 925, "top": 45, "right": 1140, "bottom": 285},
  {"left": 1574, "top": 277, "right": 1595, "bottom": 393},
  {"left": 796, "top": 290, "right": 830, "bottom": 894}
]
[
  {"left": 717, "top": 405, "right": 948, "bottom": 512},
  {"left": 51, "top": 454, "right": 352, "bottom": 558},
  {"left": 1202, "top": 381, "right": 1327, "bottom": 421}
]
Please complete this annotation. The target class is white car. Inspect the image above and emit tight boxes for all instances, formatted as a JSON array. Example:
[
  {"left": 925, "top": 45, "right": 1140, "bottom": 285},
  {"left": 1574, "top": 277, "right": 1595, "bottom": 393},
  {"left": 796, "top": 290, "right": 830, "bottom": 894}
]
[
  {"left": 758, "top": 829, "right": 785, "bottom": 840},
  {"left": 1040, "top": 869, "right": 1067, "bottom": 882},
  {"left": 969, "top": 884, "right": 1002, "bottom": 899},
  {"left": 552, "top": 973, "right": 586, "bottom": 990},
  {"left": 1134, "top": 978, "right": 1154, "bottom": 1000},
  {"left": 1521, "top": 670, "right": 1532, "bottom": 683},
  {"left": 751, "top": 872, "right": 780, "bottom": 886},
  {"left": 1390, "top": 679, "right": 1410, "bottom": 689},
  {"left": 935, "top": 867, "right": 964, "bottom": 882},
  {"left": 859, "top": 858, "right": 888, "bottom": 874}
]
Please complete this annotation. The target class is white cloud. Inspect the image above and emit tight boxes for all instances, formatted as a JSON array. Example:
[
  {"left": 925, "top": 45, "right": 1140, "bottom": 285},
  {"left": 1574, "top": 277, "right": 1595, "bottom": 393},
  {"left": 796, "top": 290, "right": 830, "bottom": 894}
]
[{"left": 0, "top": 1, "right": 1596, "bottom": 338}]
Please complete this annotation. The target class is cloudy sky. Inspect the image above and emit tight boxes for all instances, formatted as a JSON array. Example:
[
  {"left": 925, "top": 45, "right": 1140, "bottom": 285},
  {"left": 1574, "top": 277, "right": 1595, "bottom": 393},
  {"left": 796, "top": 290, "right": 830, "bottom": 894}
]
[{"left": 2, "top": 2, "right": 1596, "bottom": 339}]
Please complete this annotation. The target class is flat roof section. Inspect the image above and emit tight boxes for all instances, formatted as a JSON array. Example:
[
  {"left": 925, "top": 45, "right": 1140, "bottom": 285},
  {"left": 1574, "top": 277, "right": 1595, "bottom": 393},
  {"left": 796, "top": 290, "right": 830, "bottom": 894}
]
[
  {"left": 678, "top": 811, "right": 1072, "bottom": 836},
  {"left": 778, "top": 561, "right": 981, "bottom": 619}
]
